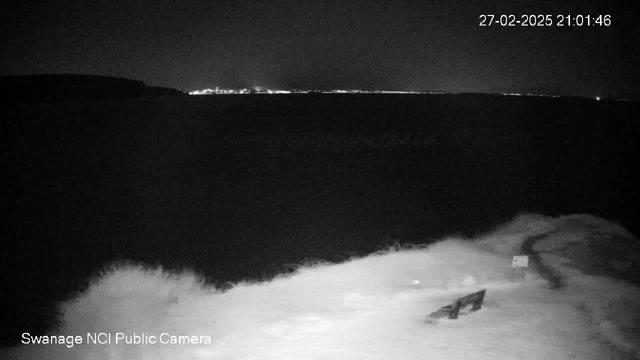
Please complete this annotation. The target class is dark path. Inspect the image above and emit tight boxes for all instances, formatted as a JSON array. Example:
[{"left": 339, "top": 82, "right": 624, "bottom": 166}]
[{"left": 521, "top": 231, "right": 565, "bottom": 289}]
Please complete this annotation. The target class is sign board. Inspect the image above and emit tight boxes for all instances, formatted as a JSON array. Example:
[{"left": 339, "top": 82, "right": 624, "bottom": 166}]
[{"left": 512, "top": 255, "right": 529, "bottom": 268}]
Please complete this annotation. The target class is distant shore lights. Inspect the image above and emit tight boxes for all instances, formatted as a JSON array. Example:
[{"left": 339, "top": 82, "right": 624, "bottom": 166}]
[{"left": 188, "top": 88, "right": 428, "bottom": 95}]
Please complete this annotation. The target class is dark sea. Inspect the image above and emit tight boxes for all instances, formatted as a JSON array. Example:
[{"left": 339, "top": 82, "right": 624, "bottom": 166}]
[{"left": 1, "top": 93, "right": 638, "bottom": 345}]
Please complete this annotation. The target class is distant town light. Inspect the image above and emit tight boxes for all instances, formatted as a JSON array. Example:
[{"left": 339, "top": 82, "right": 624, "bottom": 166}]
[
  {"left": 189, "top": 89, "right": 607, "bottom": 99},
  {"left": 189, "top": 88, "right": 428, "bottom": 95}
]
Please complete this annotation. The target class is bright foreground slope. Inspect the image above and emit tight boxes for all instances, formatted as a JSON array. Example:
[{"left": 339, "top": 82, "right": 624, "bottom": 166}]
[{"left": 3, "top": 214, "right": 640, "bottom": 359}]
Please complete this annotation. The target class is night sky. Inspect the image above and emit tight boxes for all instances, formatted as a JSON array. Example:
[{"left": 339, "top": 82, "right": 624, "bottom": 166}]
[{"left": 1, "top": 0, "right": 638, "bottom": 98}]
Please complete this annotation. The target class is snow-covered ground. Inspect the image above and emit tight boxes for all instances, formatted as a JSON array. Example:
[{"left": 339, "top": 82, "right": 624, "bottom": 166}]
[{"left": 3, "top": 214, "right": 639, "bottom": 359}]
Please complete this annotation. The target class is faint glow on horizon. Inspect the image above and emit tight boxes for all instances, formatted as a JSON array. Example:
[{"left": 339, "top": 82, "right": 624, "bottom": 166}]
[
  {"left": 187, "top": 88, "right": 619, "bottom": 100},
  {"left": 189, "top": 87, "right": 250, "bottom": 95},
  {"left": 188, "top": 87, "right": 430, "bottom": 95},
  {"left": 502, "top": 92, "right": 561, "bottom": 99}
]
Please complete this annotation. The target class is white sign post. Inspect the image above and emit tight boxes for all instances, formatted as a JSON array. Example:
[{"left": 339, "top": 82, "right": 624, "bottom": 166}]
[
  {"left": 512, "top": 255, "right": 529, "bottom": 268},
  {"left": 509, "top": 255, "right": 529, "bottom": 282}
]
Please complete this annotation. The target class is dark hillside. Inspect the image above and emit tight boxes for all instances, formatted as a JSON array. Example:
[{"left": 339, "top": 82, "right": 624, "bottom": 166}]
[{"left": 0, "top": 74, "right": 185, "bottom": 103}]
